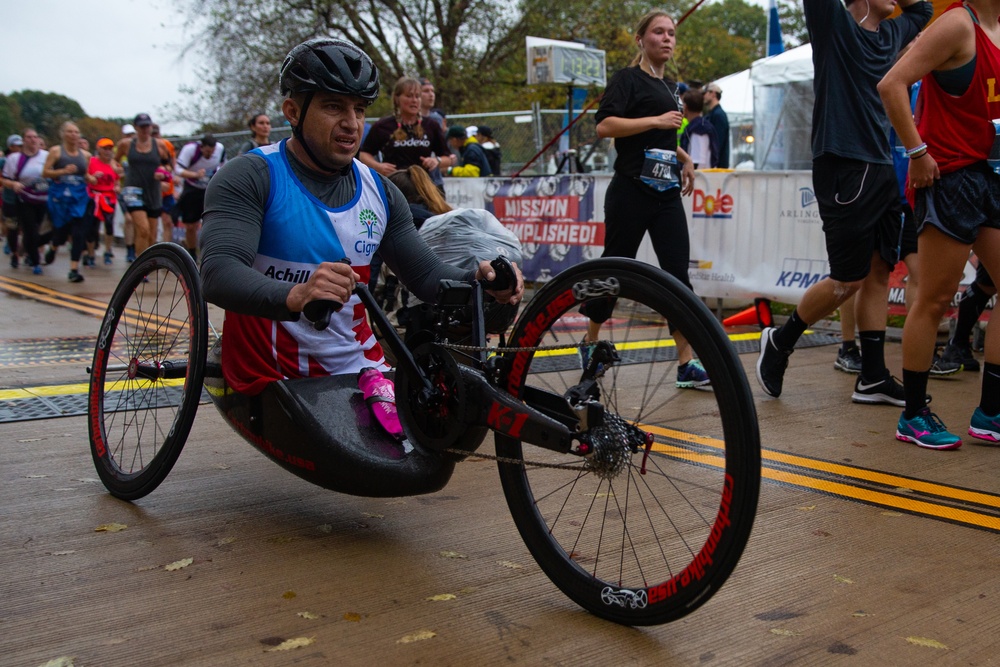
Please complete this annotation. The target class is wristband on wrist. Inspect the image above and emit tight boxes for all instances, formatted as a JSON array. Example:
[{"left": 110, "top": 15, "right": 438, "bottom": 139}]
[{"left": 905, "top": 143, "right": 928, "bottom": 158}]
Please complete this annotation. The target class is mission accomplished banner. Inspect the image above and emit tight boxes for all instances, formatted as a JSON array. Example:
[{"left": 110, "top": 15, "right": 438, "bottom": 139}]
[{"left": 446, "top": 175, "right": 601, "bottom": 283}]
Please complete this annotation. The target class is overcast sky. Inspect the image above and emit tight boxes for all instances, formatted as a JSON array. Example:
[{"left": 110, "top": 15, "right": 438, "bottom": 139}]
[{"left": 1, "top": 0, "right": 203, "bottom": 135}]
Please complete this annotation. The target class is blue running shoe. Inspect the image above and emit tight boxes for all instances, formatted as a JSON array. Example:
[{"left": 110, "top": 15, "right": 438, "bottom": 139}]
[
  {"left": 677, "top": 358, "right": 711, "bottom": 389},
  {"left": 895, "top": 407, "right": 962, "bottom": 450},
  {"left": 32, "top": 265, "right": 42, "bottom": 276},
  {"left": 968, "top": 407, "right": 1000, "bottom": 444}
]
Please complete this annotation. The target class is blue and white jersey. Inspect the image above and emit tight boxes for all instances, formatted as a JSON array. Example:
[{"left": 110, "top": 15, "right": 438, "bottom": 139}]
[{"left": 223, "top": 140, "right": 390, "bottom": 394}]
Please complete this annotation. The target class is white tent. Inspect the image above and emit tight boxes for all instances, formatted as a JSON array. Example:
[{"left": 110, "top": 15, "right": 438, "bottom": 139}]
[{"left": 750, "top": 44, "right": 815, "bottom": 170}]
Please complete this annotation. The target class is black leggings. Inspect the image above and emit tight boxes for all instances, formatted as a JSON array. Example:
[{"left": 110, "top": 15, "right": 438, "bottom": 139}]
[
  {"left": 601, "top": 174, "right": 693, "bottom": 290},
  {"left": 17, "top": 201, "right": 47, "bottom": 266}
]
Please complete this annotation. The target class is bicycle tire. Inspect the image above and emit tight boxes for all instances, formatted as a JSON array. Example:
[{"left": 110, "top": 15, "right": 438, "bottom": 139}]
[
  {"left": 88, "top": 243, "right": 208, "bottom": 501},
  {"left": 496, "top": 258, "right": 760, "bottom": 625}
]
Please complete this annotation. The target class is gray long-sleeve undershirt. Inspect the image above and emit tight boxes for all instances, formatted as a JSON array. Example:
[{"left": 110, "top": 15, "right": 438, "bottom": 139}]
[{"left": 200, "top": 149, "right": 474, "bottom": 320}]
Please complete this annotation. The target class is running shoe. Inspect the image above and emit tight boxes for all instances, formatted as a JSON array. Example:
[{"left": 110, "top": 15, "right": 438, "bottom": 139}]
[
  {"left": 44, "top": 248, "right": 56, "bottom": 265},
  {"left": 756, "top": 327, "right": 791, "bottom": 397},
  {"left": 10, "top": 256, "right": 18, "bottom": 269},
  {"left": 834, "top": 347, "right": 862, "bottom": 374},
  {"left": 939, "top": 341, "right": 979, "bottom": 373},
  {"left": 32, "top": 265, "right": 42, "bottom": 276},
  {"left": 852, "top": 372, "right": 909, "bottom": 406},
  {"left": 896, "top": 407, "right": 963, "bottom": 450},
  {"left": 126, "top": 246, "right": 136, "bottom": 263},
  {"left": 104, "top": 251, "right": 114, "bottom": 265},
  {"left": 968, "top": 407, "right": 1000, "bottom": 444},
  {"left": 929, "top": 347, "right": 962, "bottom": 376},
  {"left": 676, "top": 358, "right": 711, "bottom": 389},
  {"left": 67, "top": 269, "right": 84, "bottom": 283}
]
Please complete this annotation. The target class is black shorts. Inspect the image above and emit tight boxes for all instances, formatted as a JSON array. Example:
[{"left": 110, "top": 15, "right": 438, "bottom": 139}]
[
  {"left": 178, "top": 187, "right": 207, "bottom": 223},
  {"left": 813, "top": 155, "right": 904, "bottom": 282},
  {"left": 913, "top": 162, "right": 1000, "bottom": 245}
]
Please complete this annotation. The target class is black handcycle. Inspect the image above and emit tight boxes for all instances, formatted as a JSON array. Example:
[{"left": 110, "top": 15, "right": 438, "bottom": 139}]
[{"left": 87, "top": 242, "right": 761, "bottom": 626}]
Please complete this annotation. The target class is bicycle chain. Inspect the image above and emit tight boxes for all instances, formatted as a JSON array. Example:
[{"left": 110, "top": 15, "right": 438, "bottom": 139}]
[{"left": 444, "top": 447, "right": 588, "bottom": 470}]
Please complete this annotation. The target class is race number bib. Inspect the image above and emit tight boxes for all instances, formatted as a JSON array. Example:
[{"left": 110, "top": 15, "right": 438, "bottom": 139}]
[
  {"left": 989, "top": 119, "right": 1000, "bottom": 175},
  {"left": 122, "top": 186, "right": 144, "bottom": 208},
  {"left": 639, "top": 149, "right": 680, "bottom": 192}
]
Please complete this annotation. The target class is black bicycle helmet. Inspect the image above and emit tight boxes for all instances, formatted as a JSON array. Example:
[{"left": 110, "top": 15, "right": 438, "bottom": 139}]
[{"left": 279, "top": 38, "right": 380, "bottom": 102}]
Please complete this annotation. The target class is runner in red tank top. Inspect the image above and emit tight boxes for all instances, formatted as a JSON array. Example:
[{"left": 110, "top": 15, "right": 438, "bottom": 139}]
[{"left": 879, "top": 0, "right": 1000, "bottom": 448}]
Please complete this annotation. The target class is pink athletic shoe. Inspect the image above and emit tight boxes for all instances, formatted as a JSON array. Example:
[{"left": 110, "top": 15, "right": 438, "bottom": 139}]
[{"left": 358, "top": 367, "right": 403, "bottom": 439}]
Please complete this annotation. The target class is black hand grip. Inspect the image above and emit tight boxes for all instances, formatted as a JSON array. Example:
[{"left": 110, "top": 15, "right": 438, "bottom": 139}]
[
  {"left": 482, "top": 256, "right": 515, "bottom": 292},
  {"left": 302, "top": 258, "right": 351, "bottom": 331},
  {"left": 302, "top": 299, "right": 342, "bottom": 331}
]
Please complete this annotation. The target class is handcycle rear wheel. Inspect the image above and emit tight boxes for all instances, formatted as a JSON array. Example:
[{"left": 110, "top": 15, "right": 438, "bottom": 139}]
[
  {"left": 88, "top": 243, "right": 208, "bottom": 500},
  {"left": 496, "top": 258, "right": 760, "bottom": 625}
]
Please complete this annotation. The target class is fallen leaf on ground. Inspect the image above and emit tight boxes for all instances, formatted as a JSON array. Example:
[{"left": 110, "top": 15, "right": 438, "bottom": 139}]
[
  {"left": 426, "top": 593, "right": 457, "bottom": 602},
  {"left": 497, "top": 560, "right": 523, "bottom": 569},
  {"left": 94, "top": 523, "right": 127, "bottom": 533},
  {"left": 24, "top": 474, "right": 48, "bottom": 478},
  {"left": 797, "top": 506, "right": 816, "bottom": 511},
  {"left": 906, "top": 636, "right": 949, "bottom": 650},
  {"left": 317, "top": 524, "right": 333, "bottom": 533},
  {"left": 264, "top": 637, "right": 314, "bottom": 652},
  {"left": 851, "top": 611, "right": 874, "bottom": 618},
  {"left": 267, "top": 536, "right": 300, "bottom": 544},
  {"left": 47, "top": 550, "right": 76, "bottom": 556},
  {"left": 38, "top": 657, "right": 74, "bottom": 667},
  {"left": 214, "top": 464, "right": 231, "bottom": 470},
  {"left": 362, "top": 512, "right": 384, "bottom": 519},
  {"left": 343, "top": 612, "right": 363, "bottom": 622},
  {"left": 881, "top": 511, "right": 903, "bottom": 517},
  {"left": 164, "top": 558, "right": 194, "bottom": 571},
  {"left": 74, "top": 478, "right": 100, "bottom": 483},
  {"left": 297, "top": 611, "right": 320, "bottom": 620},
  {"left": 439, "top": 550, "right": 467, "bottom": 559},
  {"left": 397, "top": 630, "right": 436, "bottom": 644},
  {"left": 833, "top": 575, "right": 854, "bottom": 585},
  {"left": 282, "top": 591, "right": 297, "bottom": 600},
  {"left": 216, "top": 536, "right": 236, "bottom": 546},
  {"left": 770, "top": 628, "right": 801, "bottom": 637}
]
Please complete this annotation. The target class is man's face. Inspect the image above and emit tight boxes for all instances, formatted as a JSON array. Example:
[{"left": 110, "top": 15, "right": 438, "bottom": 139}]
[
  {"left": 288, "top": 91, "right": 367, "bottom": 171},
  {"left": 420, "top": 83, "right": 436, "bottom": 109},
  {"left": 200, "top": 144, "right": 215, "bottom": 159}
]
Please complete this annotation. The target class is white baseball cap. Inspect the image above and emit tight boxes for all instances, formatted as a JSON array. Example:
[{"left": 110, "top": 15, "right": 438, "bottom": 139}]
[
  {"left": 121, "top": 124, "right": 136, "bottom": 135},
  {"left": 466, "top": 125, "right": 478, "bottom": 138}
]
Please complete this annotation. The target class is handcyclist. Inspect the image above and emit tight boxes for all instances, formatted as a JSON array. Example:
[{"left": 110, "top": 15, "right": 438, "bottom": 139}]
[{"left": 200, "top": 38, "right": 523, "bottom": 396}]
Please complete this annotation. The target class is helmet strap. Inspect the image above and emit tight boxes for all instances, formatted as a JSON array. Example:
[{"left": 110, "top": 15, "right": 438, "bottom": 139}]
[{"left": 291, "top": 92, "right": 346, "bottom": 175}]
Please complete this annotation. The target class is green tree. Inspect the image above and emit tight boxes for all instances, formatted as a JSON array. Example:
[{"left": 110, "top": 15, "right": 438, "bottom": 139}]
[
  {"left": 9, "top": 90, "right": 86, "bottom": 143},
  {"left": 675, "top": 0, "right": 767, "bottom": 83},
  {"left": 0, "top": 94, "right": 26, "bottom": 142},
  {"left": 778, "top": 0, "right": 809, "bottom": 48}
]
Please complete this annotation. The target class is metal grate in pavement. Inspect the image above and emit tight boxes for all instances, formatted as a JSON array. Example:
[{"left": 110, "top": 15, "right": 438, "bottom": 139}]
[{"left": 0, "top": 388, "right": 212, "bottom": 424}]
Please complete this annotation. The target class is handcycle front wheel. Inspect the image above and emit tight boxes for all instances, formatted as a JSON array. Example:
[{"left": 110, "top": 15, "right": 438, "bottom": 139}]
[
  {"left": 496, "top": 258, "right": 760, "bottom": 626},
  {"left": 88, "top": 243, "right": 208, "bottom": 501}
]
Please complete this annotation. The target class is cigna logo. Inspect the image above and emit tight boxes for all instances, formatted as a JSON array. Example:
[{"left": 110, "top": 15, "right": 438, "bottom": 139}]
[{"left": 692, "top": 189, "right": 734, "bottom": 219}]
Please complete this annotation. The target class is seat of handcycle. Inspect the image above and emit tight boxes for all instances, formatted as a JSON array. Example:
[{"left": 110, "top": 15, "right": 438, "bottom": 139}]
[{"left": 203, "top": 340, "right": 455, "bottom": 497}]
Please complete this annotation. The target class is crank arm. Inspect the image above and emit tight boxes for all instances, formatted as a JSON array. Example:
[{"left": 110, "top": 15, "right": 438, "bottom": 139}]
[{"left": 459, "top": 365, "right": 576, "bottom": 454}]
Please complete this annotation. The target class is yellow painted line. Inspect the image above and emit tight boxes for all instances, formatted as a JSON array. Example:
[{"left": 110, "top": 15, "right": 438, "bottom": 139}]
[
  {"left": 649, "top": 441, "right": 1000, "bottom": 531},
  {"left": 532, "top": 331, "right": 765, "bottom": 358},
  {"left": 0, "top": 378, "right": 186, "bottom": 401},
  {"left": 647, "top": 424, "right": 1000, "bottom": 510},
  {"left": 0, "top": 275, "right": 189, "bottom": 331}
]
